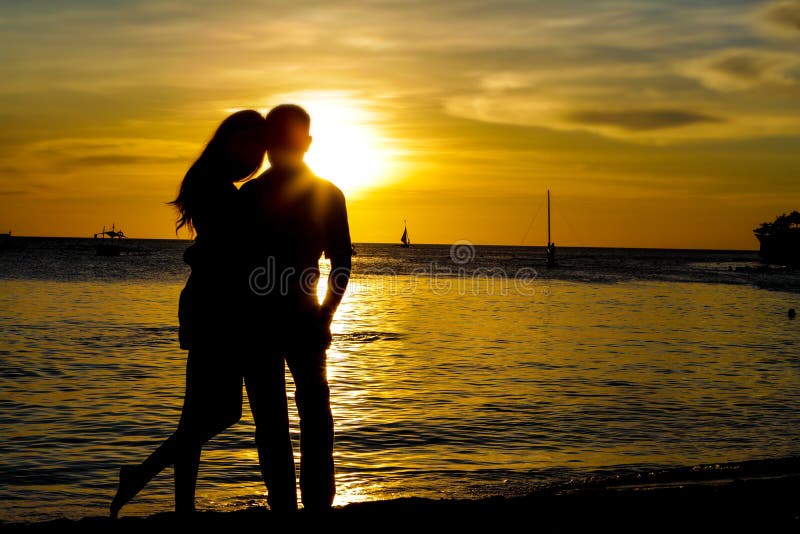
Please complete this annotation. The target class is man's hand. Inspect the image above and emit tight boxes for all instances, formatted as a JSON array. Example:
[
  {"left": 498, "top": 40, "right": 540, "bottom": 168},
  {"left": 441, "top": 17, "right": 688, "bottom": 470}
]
[
  {"left": 318, "top": 303, "right": 335, "bottom": 326},
  {"left": 315, "top": 184, "right": 350, "bottom": 351}
]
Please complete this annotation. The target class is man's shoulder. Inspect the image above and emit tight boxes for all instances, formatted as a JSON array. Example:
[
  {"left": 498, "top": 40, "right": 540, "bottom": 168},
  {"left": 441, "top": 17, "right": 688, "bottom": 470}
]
[{"left": 307, "top": 172, "right": 346, "bottom": 203}]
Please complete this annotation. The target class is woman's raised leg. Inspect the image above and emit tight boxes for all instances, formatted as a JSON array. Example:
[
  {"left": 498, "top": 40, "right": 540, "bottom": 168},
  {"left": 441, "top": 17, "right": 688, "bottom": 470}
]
[{"left": 110, "top": 348, "right": 242, "bottom": 517}]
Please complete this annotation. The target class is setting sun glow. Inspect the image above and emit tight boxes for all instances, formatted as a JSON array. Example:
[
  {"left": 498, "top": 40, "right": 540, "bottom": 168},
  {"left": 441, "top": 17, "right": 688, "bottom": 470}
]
[{"left": 266, "top": 92, "right": 395, "bottom": 196}]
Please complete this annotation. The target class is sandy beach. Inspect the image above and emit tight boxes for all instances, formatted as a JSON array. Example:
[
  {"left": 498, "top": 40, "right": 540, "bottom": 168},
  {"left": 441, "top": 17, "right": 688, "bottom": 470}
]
[{"left": 3, "top": 464, "right": 798, "bottom": 531}]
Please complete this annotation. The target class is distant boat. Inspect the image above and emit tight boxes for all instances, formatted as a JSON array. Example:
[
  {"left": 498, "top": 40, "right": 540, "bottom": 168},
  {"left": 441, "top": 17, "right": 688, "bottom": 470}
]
[
  {"left": 0, "top": 230, "right": 11, "bottom": 250},
  {"left": 545, "top": 190, "right": 556, "bottom": 268},
  {"left": 0, "top": 229, "right": 26, "bottom": 251},
  {"left": 94, "top": 223, "right": 127, "bottom": 256},
  {"left": 754, "top": 211, "right": 800, "bottom": 265},
  {"left": 400, "top": 220, "right": 411, "bottom": 248}
]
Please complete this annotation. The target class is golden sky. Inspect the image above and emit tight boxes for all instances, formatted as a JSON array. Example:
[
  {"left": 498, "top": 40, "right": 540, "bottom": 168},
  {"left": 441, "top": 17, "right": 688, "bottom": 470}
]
[{"left": 1, "top": 0, "right": 799, "bottom": 249}]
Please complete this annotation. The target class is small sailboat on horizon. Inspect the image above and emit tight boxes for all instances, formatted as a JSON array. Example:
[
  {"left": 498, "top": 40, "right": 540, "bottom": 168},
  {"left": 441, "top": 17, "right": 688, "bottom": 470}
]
[
  {"left": 400, "top": 220, "right": 411, "bottom": 248},
  {"left": 545, "top": 190, "right": 556, "bottom": 268}
]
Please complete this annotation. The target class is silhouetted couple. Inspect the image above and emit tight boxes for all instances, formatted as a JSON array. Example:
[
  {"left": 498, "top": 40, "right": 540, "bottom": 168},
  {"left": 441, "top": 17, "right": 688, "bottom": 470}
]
[{"left": 110, "top": 105, "right": 352, "bottom": 516}]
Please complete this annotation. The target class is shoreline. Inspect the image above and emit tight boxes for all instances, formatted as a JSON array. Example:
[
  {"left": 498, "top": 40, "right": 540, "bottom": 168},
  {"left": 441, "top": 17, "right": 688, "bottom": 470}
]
[{"left": 3, "top": 468, "right": 798, "bottom": 530}]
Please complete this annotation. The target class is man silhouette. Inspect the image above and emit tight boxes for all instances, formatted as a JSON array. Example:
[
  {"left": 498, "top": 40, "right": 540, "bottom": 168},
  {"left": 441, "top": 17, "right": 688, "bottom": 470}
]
[{"left": 240, "top": 104, "right": 351, "bottom": 512}]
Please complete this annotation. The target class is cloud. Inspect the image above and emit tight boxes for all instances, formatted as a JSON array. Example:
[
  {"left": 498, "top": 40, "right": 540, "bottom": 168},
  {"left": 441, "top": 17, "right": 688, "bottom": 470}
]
[
  {"left": 443, "top": 93, "right": 735, "bottom": 141},
  {"left": 757, "top": 0, "right": 800, "bottom": 37},
  {"left": 679, "top": 49, "right": 800, "bottom": 91},
  {"left": 564, "top": 109, "right": 722, "bottom": 131},
  {"left": 2, "top": 2, "right": 800, "bottom": 149},
  {"left": 22, "top": 138, "right": 198, "bottom": 168},
  {"left": 66, "top": 154, "right": 187, "bottom": 167},
  {"left": 0, "top": 137, "right": 201, "bottom": 193},
  {"left": 479, "top": 72, "right": 531, "bottom": 91}
]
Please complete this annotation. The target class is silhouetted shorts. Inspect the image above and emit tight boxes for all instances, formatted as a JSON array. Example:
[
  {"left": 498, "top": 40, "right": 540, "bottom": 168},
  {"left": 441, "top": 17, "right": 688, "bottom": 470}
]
[
  {"left": 178, "top": 272, "right": 239, "bottom": 351},
  {"left": 178, "top": 346, "right": 244, "bottom": 437}
]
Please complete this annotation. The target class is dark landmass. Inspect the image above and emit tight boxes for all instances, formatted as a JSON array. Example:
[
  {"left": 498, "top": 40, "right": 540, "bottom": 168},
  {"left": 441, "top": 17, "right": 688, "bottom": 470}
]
[
  {"left": 3, "top": 473, "right": 798, "bottom": 531},
  {"left": 754, "top": 211, "right": 800, "bottom": 266}
]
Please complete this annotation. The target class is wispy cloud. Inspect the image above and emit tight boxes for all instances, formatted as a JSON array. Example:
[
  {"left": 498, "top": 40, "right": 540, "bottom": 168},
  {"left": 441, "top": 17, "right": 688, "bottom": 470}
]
[
  {"left": 564, "top": 109, "right": 722, "bottom": 131},
  {"left": 19, "top": 138, "right": 198, "bottom": 169},
  {"left": 679, "top": 48, "right": 800, "bottom": 91},
  {"left": 1, "top": 0, "right": 795, "bottom": 146},
  {"left": 757, "top": 0, "right": 800, "bottom": 38}
]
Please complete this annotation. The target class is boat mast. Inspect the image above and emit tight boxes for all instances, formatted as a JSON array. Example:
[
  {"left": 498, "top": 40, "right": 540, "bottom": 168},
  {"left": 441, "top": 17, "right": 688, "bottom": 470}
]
[
  {"left": 545, "top": 189, "right": 557, "bottom": 267},
  {"left": 547, "top": 190, "right": 551, "bottom": 247}
]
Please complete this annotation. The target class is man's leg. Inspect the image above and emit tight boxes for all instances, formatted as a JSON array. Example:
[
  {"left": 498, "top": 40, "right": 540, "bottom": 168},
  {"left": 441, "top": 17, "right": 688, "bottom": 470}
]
[
  {"left": 244, "top": 353, "right": 297, "bottom": 512},
  {"left": 285, "top": 346, "right": 335, "bottom": 511}
]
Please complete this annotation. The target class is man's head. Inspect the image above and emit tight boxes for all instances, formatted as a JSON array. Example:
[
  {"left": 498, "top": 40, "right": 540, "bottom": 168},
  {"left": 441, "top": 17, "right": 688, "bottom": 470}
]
[{"left": 264, "top": 104, "right": 312, "bottom": 170}]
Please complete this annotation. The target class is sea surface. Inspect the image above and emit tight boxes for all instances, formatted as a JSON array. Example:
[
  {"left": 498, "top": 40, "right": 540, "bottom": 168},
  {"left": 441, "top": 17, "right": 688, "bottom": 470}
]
[{"left": 1, "top": 238, "right": 799, "bottom": 522}]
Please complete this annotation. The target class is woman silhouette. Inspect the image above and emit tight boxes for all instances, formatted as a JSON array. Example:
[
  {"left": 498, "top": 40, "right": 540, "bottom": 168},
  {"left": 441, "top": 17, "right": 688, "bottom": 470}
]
[{"left": 111, "top": 110, "right": 268, "bottom": 517}]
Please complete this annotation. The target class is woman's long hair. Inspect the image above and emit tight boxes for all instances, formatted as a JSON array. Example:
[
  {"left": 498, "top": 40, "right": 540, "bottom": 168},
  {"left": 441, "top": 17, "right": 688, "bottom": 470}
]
[{"left": 171, "top": 110, "right": 266, "bottom": 234}]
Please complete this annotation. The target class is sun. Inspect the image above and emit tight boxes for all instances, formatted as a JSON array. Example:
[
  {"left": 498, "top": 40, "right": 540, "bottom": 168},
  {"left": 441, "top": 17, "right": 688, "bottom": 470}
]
[{"left": 263, "top": 92, "right": 396, "bottom": 196}]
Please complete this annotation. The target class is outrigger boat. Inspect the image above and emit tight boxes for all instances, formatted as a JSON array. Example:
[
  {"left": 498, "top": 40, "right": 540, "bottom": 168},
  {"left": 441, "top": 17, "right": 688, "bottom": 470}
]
[{"left": 94, "top": 224, "right": 127, "bottom": 256}]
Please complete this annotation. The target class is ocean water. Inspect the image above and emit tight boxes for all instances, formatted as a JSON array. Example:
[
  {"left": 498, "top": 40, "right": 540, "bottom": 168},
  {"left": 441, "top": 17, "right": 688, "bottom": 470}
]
[{"left": 1, "top": 238, "right": 799, "bottom": 522}]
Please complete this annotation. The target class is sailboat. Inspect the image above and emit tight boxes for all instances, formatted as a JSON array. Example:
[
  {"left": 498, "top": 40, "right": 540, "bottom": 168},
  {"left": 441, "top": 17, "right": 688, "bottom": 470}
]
[
  {"left": 400, "top": 220, "right": 411, "bottom": 248},
  {"left": 545, "top": 190, "right": 556, "bottom": 268},
  {"left": 94, "top": 223, "right": 127, "bottom": 256}
]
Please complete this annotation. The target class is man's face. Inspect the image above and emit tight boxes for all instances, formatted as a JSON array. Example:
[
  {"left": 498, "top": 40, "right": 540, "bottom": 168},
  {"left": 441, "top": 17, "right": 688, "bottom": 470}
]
[{"left": 267, "top": 120, "right": 312, "bottom": 170}]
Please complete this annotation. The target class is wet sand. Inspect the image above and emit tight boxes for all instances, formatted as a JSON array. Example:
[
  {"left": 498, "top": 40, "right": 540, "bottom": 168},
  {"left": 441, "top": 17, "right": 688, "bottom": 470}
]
[{"left": 3, "top": 473, "right": 798, "bottom": 531}]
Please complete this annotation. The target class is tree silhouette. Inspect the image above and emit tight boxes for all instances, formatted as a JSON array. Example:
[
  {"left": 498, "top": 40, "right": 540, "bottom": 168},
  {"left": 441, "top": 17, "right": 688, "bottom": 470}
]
[
  {"left": 754, "top": 211, "right": 800, "bottom": 265},
  {"left": 754, "top": 211, "right": 800, "bottom": 238}
]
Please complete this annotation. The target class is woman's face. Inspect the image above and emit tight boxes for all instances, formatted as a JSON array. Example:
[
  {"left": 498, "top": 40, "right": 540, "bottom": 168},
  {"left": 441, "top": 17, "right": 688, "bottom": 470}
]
[{"left": 226, "top": 127, "right": 267, "bottom": 181}]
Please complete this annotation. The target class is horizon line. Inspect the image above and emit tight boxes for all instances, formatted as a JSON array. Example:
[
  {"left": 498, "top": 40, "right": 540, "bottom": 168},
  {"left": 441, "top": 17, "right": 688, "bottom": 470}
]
[{"left": 4, "top": 234, "right": 759, "bottom": 253}]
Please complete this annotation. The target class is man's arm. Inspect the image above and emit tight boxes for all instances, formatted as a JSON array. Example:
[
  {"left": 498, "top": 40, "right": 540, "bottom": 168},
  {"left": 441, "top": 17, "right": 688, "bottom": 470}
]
[{"left": 320, "top": 187, "right": 352, "bottom": 323}]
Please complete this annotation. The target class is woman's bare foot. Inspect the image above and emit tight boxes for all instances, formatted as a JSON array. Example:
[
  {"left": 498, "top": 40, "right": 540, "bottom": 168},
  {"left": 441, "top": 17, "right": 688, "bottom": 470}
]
[{"left": 110, "top": 465, "right": 144, "bottom": 519}]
